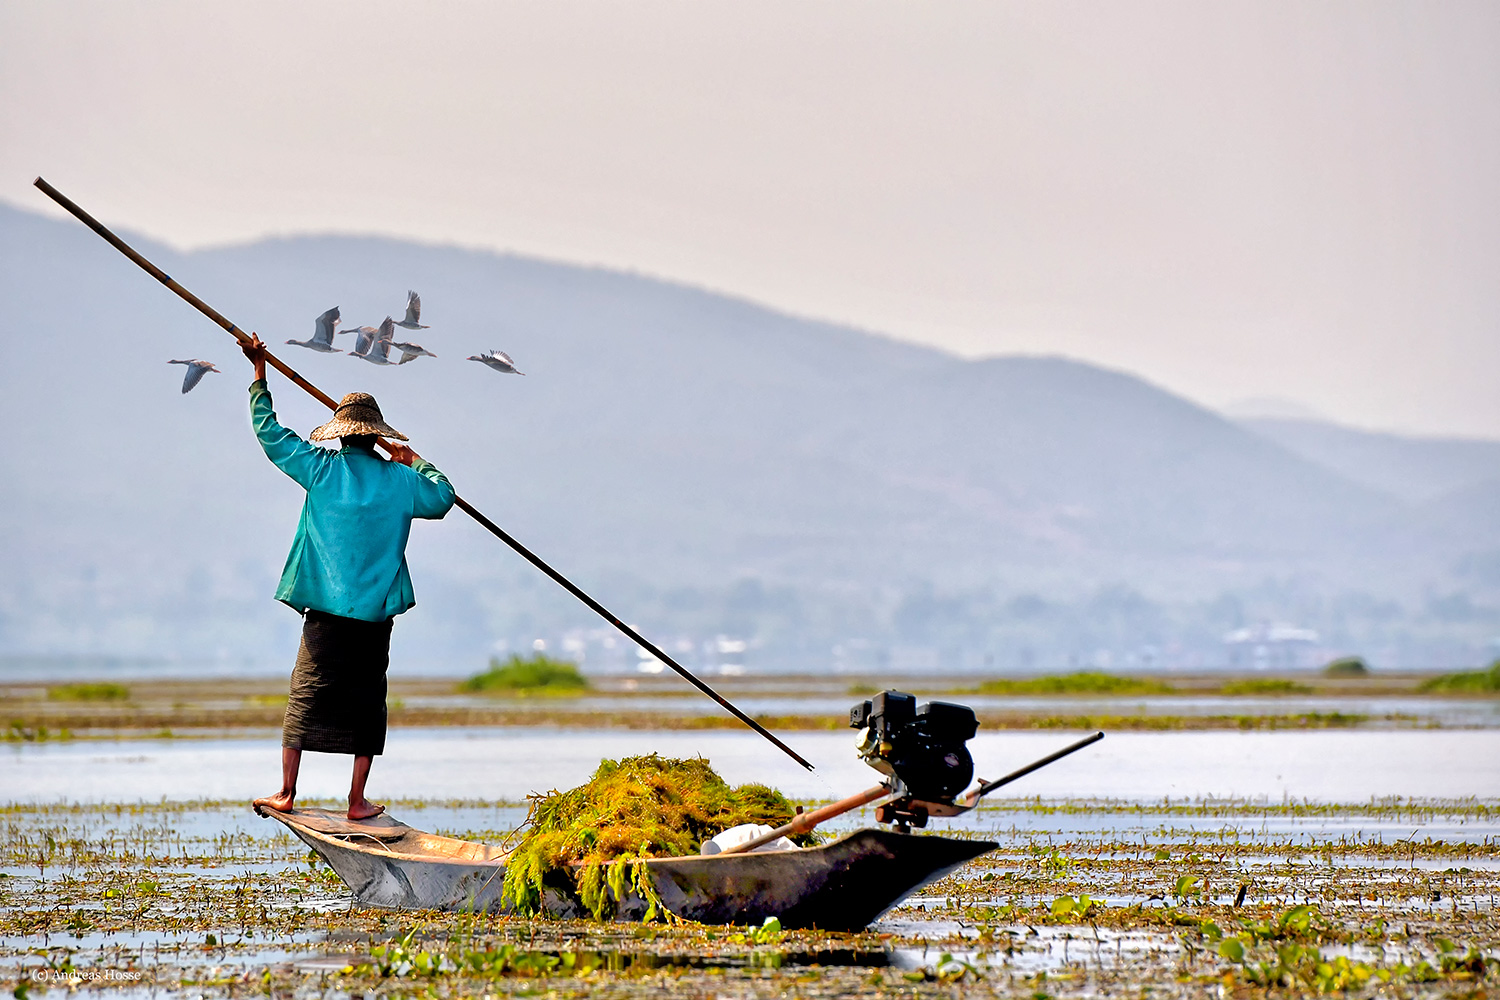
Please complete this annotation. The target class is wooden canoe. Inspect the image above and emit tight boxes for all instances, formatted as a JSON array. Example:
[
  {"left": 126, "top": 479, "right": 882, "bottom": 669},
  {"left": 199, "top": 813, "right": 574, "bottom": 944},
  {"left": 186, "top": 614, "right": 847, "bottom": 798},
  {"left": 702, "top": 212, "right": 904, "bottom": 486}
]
[{"left": 257, "top": 806, "right": 995, "bottom": 931}]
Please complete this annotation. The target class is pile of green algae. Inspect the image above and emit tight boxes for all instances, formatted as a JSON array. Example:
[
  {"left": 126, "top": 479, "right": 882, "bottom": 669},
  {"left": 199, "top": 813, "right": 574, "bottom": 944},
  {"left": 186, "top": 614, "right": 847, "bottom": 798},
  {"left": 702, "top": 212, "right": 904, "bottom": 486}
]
[{"left": 500, "top": 754, "right": 805, "bottom": 920}]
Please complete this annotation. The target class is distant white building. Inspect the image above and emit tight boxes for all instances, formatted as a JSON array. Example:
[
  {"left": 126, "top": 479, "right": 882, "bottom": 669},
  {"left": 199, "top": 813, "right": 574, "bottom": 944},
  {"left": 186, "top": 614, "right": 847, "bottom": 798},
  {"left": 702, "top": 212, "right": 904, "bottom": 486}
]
[
  {"left": 710, "top": 635, "right": 748, "bottom": 675},
  {"left": 1223, "top": 624, "right": 1320, "bottom": 670}
]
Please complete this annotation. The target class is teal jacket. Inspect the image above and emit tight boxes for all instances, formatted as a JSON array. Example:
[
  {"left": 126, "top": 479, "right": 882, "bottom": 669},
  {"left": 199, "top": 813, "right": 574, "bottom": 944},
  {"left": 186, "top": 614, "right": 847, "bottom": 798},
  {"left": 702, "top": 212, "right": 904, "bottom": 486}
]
[{"left": 251, "top": 380, "right": 456, "bottom": 621}]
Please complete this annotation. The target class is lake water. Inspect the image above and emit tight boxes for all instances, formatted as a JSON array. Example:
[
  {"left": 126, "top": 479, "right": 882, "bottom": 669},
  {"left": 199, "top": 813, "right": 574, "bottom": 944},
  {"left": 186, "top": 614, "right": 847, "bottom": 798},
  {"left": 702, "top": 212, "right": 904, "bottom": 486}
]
[
  {"left": 415, "top": 692, "right": 1500, "bottom": 727},
  {"left": 4, "top": 727, "right": 1497, "bottom": 805}
]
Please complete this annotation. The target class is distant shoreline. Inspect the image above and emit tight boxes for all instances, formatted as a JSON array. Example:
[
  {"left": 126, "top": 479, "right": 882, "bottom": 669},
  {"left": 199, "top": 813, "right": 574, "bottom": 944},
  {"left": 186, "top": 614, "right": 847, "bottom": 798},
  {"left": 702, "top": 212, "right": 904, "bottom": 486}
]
[{"left": 3, "top": 672, "right": 1493, "bottom": 741}]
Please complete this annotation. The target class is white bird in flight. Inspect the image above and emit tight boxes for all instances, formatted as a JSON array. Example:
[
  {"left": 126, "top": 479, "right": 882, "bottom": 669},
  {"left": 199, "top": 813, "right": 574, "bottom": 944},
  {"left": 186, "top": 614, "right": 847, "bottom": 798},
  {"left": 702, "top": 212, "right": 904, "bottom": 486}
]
[
  {"left": 168, "top": 359, "right": 221, "bottom": 393},
  {"left": 395, "top": 290, "right": 429, "bottom": 330},
  {"left": 468, "top": 350, "right": 525, "bottom": 375},
  {"left": 351, "top": 318, "right": 400, "bottom": 365},
  {"left": 389, "top": 338, "right": 436, "bottom": 364},
  {"left": 285, "top": 307, "right": 342, "bottom": 353}
]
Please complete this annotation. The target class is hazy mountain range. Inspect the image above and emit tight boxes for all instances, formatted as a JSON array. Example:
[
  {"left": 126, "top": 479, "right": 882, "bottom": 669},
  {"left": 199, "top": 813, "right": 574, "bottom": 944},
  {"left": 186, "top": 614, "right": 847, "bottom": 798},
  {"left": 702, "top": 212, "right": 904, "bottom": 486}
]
[{"left": 2, "top": 201, "right": 1497, "bottom": 675}]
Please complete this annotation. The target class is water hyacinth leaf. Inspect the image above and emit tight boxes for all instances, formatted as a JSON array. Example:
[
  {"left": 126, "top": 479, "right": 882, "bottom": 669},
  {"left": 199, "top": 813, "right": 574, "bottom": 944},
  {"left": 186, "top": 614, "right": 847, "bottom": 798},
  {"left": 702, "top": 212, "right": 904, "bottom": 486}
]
[
  {"left": 935, "top": 953, "right": 980, "bottom": 981},
  {"left": 1279, "top": 904, "right": 1314, "bottom": 934},
  {"left": 1218, "top": 938, "right": 1245, "bottom": 963},
  {"left": 752, "top": 916, "right": 784, "bottom": 945}
]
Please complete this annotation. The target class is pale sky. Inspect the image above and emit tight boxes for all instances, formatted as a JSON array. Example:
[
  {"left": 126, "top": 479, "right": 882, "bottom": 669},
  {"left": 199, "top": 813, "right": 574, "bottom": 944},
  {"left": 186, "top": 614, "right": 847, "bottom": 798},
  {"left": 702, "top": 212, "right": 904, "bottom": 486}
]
[{"left": 3, "top": 1, "right": 1498, "bottom": 437}]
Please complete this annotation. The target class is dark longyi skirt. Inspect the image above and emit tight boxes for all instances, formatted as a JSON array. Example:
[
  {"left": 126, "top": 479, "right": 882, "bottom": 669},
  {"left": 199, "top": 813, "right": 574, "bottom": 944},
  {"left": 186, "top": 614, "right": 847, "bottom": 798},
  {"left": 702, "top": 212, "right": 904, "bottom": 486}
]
[{"left": 282, "top": 610, "right": 393, "bottom": 756}]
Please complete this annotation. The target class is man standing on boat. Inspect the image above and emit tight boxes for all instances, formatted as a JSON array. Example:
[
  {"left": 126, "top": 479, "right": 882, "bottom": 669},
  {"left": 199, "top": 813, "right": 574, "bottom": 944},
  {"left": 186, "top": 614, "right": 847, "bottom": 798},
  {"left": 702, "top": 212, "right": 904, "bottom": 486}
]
[{"left": 241, "top": 334, "right": 456, "bottom": 820}]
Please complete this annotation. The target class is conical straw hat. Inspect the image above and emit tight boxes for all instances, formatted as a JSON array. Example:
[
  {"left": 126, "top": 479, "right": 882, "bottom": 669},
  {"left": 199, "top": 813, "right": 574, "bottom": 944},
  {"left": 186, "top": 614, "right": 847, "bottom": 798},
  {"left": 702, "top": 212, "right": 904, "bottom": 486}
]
[{"left": 309, "top": 392, "right": 408, "bottom": 442}]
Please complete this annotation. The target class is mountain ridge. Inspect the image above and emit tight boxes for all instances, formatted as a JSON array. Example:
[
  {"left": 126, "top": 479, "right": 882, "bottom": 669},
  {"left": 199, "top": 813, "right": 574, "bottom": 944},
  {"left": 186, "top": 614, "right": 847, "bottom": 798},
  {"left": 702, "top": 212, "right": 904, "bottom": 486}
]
[
  {"left": 1239, "top": 416, "right": 1500, "bottom": 504},
  {"left": 2, "top": 201, "right": 1496, "bottom": 670}
]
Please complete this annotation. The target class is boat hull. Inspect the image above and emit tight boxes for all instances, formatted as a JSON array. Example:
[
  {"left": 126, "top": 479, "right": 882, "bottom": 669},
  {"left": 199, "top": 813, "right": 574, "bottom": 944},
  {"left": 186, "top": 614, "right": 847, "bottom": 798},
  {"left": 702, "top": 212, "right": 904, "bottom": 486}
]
[{"left": 260, "top": 807, "right": 994, "bottom": 931}]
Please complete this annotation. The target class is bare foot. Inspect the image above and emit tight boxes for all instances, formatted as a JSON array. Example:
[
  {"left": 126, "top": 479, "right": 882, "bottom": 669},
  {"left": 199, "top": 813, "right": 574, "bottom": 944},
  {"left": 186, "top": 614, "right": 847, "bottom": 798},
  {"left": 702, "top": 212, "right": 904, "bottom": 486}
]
[
  {"left": 253, "top": 790, "right": 295, "bottom": 815},
  {"left": 347, "top": 799, "right": 385, "bottom": 821}
]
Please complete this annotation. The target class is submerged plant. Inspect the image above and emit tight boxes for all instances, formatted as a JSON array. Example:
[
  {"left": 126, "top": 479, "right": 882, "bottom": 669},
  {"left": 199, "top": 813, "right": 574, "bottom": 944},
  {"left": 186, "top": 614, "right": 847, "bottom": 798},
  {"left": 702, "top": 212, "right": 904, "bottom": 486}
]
[{"left": 500, "top": 754, "right": 805, "bottom": 919}]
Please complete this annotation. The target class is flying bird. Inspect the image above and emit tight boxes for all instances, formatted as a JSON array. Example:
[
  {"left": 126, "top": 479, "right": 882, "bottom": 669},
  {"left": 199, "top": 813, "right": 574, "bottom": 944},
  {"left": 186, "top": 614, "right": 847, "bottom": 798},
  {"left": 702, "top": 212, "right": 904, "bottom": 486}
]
[
  {"left": 285, "top": 307, "right": 342, "bottom": 353},
  {"left": 347, "top": 325, "right": 377, "bottom": 355},
  {"left": 351, "top": 317, "right": 400, "bottom": 365},
  {"left": 468, "top": 350, "right": 525, "bottom": 375},
  {"left": 389, "top": 338, "right": 436, "bottom": 364},
  {"left": 168, "top": 359, "right": 221, "bottom": 393},
  {"left": 395, "top": 290, "right": 429, "bottom": 330}
]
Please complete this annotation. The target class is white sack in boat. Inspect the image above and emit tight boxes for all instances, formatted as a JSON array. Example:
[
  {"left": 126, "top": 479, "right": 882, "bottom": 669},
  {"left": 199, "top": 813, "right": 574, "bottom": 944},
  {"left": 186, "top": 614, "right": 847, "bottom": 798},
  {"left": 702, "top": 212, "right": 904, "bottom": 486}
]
[{"left": 699, "top": 823, "right": 799, "bottom": 855}]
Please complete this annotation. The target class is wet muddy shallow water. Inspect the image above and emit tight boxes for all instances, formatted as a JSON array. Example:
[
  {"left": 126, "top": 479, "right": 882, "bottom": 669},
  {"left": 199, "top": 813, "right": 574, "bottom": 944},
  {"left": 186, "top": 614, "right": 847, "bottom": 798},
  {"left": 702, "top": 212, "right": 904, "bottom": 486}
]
[
  {"left": 2, "top": 794, "right": 1497, "bottom": 998},
  {"left": 4, "top": 722, "right": 1498, "bottom": 996}
]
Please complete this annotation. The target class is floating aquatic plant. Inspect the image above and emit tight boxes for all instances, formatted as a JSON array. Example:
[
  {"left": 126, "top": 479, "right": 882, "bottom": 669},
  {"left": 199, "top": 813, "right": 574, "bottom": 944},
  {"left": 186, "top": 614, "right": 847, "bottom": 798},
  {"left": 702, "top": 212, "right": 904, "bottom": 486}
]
[
  {"left": 500, "top": 754, "right": 805, "bottom": 920},
  {"left": 1048, "top": 894, "right": 1097, "bottom": 921}
]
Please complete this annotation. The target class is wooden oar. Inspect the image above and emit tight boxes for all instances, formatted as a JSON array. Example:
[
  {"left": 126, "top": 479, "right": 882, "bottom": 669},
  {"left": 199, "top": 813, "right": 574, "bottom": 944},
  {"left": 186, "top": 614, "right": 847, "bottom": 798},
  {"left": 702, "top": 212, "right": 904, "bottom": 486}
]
[
  {"left": 34, "top": 175, "right": 815, "bottom": 772},
  {"left": 714, "top": 784, "right": 893, "bottom": 855}
]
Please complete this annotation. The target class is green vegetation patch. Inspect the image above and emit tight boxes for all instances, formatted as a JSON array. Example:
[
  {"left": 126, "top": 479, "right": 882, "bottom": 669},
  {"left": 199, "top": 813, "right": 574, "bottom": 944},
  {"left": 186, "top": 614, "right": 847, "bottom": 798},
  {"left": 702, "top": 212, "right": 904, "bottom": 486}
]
[
  {"left": 460, "top": 654, "right": 590, "bottom": 696},
  {"left": 1217, "top": 678, "right": 1314, "bottom": 696},
  {"left": 1419, "top": 659, "right": 1500, "bottom": 694},
  {"left": 46, "top": 682, "right": 129, "bottom": 702},
  {"left": 1323, "top": 656, "right": 1369, "bottom": 677},
  {"left": 976, "top": 671, "right": 1173, "bottom": 696},
  {"left": 502, "top": 754, "right": 804, "bottom": 920}
]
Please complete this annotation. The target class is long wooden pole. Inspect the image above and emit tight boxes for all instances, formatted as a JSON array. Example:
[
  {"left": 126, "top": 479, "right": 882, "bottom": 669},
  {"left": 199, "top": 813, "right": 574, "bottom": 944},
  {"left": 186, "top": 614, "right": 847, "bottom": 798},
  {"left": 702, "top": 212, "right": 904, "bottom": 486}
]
[
  {"left": 35, "top": 175, "right": 815, "bottom": 772},
  {"left": 715, "top": 784, "right": 891, "bottom": 855},
  {"left": 722, "top": 731, "right": 1106, "bottom": 852},
  {"left": 960, "top": 731, "right": 1103, "bottom": 805}
]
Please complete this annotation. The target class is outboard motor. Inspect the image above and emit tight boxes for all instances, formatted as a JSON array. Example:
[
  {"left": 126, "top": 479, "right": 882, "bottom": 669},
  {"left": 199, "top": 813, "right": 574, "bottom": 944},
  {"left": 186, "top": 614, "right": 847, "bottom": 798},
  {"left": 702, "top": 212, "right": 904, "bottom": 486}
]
[{"left": 850, "top": 690, "right": 978, "bottom": 829}]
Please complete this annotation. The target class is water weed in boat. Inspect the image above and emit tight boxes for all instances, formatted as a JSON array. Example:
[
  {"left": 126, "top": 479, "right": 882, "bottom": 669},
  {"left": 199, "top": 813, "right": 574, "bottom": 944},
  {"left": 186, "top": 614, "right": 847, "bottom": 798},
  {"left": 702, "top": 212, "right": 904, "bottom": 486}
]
[{"left": 500, "top": 754, "right": 810, "bottom": 919}]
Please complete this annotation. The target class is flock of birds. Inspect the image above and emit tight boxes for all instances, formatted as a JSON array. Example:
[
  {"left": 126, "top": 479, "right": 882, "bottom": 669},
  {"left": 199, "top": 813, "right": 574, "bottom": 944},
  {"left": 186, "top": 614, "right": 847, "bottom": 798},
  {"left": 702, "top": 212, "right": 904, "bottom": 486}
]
[{"left": 168, "top": 290, "right": 525, "bottom": 393}]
